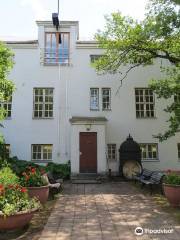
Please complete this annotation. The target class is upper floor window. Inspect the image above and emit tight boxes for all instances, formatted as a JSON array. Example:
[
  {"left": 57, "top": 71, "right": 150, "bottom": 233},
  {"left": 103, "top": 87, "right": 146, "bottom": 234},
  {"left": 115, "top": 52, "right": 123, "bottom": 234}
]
[
  {"left": 107, "top": 144, "right": 117, "bottom": 161},
  {"left": 140, "top": 143, "right": 158, "bottom": 160},
  {"left": 45, "top": 32, "right": 69, "bottom": 64},
  {"left": 0, "top": 97, "right": 12, "bottom": 118},
  {"left": 178, "top": 143, "right": 180, "bottom": 160},
  {"left": 90, "top": 55, "right": 104, "bottom": 63},
  {"left": 33, "top": 88, "right": 53, "bottom": 118},
  {"left": 32, "top": 144, "right": 52, "bottom": 161},
  {"left": 135, "top": 88, "right": 155, "bottom": 118},
  {"left": 102, "top": 88, "right": 111, "bottom": 110},
  {"left": 90, "top": 88, "right": 99, "bottom": 110}
]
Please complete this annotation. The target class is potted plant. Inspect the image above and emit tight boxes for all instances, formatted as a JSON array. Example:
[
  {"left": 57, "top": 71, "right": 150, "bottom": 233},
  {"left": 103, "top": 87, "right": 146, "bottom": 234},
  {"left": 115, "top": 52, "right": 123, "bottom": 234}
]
[
  {"left": 163, "top": 170, "right": 180, "bottom": 207},
  {"left": 21, "top": 167, "right": 49, "bottom": 204},
  {"left": 0, "top": 167, "right": 40, "bottom": 230}
]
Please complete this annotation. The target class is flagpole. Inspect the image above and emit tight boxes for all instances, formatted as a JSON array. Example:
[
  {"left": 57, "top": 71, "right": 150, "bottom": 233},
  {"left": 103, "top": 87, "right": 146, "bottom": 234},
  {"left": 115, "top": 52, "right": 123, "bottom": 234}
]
[{"left": 58, "top": 0, "right": 59, "bottom": 15}]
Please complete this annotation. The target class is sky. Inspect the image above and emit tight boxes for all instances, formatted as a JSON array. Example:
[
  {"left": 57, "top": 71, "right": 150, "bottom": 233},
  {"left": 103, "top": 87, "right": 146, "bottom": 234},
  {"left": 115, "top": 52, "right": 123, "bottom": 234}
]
[{"left": 0, "top": 0, "right": 148, "bottom": 41}]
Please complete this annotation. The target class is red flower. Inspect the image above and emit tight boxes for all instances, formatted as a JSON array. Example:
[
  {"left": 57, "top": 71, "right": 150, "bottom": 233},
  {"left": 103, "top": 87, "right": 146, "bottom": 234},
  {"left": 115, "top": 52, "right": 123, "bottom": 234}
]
[
  {"left": 0, "top": 184, "right": 4, "bottom": 191},
  {"left": 31, "top": 168, "right": 36, "bottom": 174},
  {"left": 20, "top": 187, "right": 27, "bottom": 193}
]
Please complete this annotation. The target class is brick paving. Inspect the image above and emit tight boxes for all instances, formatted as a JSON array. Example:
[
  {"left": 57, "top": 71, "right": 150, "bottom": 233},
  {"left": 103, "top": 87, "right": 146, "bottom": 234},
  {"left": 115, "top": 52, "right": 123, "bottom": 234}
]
[{"left": 39, "top": 182, "right": 180, "bottom": 240}]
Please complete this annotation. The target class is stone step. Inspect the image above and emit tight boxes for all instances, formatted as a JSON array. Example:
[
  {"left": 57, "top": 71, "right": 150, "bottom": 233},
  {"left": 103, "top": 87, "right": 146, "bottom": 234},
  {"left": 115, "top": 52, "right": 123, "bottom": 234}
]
[
  {"left": 71, "top": 179, "right": 101, "bottom": 184},
  {"left": 71, "top": 173, "right": 100, "bottom": 180}
]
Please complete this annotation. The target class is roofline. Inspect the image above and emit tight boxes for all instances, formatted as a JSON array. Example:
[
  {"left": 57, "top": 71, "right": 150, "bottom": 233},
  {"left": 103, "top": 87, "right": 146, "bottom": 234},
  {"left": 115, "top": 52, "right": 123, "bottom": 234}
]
[
  {"left": 4, "top": 40, "right": 38, "bottom": 44},
  {"left": 36, "top": 20, "right": 79, "bottom": 26}
]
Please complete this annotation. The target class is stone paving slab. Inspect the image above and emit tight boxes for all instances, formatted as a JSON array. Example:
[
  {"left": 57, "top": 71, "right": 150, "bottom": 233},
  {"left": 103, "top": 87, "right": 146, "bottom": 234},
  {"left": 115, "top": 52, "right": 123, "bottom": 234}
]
[{"left": 39, "top": 182, "right": 180, "bottom": 240}]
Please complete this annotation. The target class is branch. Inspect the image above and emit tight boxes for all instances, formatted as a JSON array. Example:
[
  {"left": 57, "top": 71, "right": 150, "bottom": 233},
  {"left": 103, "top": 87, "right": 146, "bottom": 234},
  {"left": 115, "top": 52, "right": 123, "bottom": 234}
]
[{"left": 115, "top": 63, "right": 142, "bottom": 95}]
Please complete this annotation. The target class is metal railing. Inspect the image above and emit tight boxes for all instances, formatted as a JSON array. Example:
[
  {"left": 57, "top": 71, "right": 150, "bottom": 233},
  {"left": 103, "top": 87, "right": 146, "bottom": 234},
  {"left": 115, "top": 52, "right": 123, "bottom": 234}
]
[{"left": 40, "top": 48, "right": 70, "bottom": 65}]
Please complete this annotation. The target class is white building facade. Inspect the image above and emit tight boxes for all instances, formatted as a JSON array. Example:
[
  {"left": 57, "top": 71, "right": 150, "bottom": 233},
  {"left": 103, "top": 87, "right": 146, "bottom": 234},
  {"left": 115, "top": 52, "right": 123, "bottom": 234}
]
[{"left": 1, "top": 21, "right": 180, "bottom": 175}]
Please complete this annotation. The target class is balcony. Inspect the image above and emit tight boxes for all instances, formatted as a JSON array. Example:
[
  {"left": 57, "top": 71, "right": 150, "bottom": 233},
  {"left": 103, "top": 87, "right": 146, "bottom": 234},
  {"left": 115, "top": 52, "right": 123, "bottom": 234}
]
[{"left": 40, "top": 48, "right": 70, "bottom": 65}]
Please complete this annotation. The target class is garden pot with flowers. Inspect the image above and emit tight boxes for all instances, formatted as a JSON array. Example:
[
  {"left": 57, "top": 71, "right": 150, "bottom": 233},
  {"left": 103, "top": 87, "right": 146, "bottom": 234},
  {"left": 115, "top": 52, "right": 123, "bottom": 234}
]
[
  {"left": 0, "top": 167, "right": 40, "bottom": 230},
  {"left": 21, "top": 167, "right": 49, "bottom": 204},
  {"left": 163, "top": 170, "right": 180, "bottom": 207}
]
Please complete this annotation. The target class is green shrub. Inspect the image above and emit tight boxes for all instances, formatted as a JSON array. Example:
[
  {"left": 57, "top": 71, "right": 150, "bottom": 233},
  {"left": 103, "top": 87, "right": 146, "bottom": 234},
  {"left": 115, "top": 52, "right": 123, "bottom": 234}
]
[
  {"left": 0, "top": 167, "right": 19, "bottom": 186},
  {"left": 46, "top": 161, "right": 70, "bottom": 179},
  {"left": 164, "top": 172, "right": 180, "bottom": 185}
]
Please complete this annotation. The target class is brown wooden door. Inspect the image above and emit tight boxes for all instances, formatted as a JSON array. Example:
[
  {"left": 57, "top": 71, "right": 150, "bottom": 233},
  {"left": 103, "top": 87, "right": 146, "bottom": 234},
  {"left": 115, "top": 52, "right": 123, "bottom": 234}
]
[{"left": 79, "top": 132, "right": 97, "bottom": 173}]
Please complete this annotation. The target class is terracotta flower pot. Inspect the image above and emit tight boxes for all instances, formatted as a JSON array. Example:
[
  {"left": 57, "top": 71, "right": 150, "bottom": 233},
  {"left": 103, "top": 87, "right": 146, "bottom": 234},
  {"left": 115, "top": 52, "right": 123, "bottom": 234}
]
[
  {"left": 163, "top": 183, "right": 180, "bottom": 207},
  {"left": 0, "top": 209, "right": 37, "bottom": 230},
  {"left": 27, "top": 185, "right": 49, "bottom": 204}
]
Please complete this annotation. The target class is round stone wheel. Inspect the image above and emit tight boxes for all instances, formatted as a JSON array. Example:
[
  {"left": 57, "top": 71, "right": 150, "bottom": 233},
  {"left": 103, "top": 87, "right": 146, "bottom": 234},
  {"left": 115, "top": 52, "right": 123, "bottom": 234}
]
[{"left": 122, "top": 160, "right": 142, "bottom": 179}]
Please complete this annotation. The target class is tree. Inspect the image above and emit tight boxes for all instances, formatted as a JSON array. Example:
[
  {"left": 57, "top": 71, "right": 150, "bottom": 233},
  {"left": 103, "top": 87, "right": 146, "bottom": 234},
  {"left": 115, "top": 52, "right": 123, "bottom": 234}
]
[
  {"left": 93, "top": 0, "right": 180, "bottom": 141},
  {"left": 0, "top": 42, "right": 15, "bottom": 158}
]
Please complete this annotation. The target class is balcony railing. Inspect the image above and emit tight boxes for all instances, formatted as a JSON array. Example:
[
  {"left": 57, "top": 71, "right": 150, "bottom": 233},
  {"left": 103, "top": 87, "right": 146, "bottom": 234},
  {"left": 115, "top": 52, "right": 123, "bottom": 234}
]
[{"left": 40, "top": 48, "right": 70, "bottom": 65}]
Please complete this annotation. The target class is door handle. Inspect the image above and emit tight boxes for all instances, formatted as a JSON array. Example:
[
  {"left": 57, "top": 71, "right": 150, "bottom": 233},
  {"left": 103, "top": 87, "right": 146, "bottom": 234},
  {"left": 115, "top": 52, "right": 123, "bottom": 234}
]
[{"left": 79, "top": 151, "right": 82, "bottom": 155}]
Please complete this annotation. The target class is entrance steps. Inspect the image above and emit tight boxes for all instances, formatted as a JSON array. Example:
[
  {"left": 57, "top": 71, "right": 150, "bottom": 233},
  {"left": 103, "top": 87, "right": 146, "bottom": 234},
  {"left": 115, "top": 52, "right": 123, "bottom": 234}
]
[{"left": 71, "top": 174, "right": 107, "bottom": 184}]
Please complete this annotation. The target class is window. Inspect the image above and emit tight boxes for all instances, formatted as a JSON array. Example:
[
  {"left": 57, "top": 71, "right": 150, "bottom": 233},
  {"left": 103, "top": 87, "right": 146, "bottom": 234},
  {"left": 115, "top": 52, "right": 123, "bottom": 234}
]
[
  {"left": 90, "top": 88, "right": 99, "bottom": 110},
  {"left": 0, "top": 97, "right": 12, "bottom": 118},
  {"left": 140, "top": 144, "right": 158, "bottom": 160},
  {"left": 102, "top": 88, "right": 111, "bottom": 110},
  {"left": 107, "top": 144, "right": 117, "bottom": 161},
  {"left": 135, "top": 88, "right": 155, "bottom": 118},
  {"left": 33, "top": 88, "right": 53, "bottom": 118},
  {"left": 178, "top": 144, "right": 180, "bottom": 160},
  {"left": 45, "top": 32, "right": 69, "bottom": 64},
  {"left": 90, "top": 55, "right": 104, "bottom": 63},
  {"left": 5, "top": 144, "right": 10, "bottom": 158},
  {"left": 32, "top": 144, "right": 52, "bottom": 161}
]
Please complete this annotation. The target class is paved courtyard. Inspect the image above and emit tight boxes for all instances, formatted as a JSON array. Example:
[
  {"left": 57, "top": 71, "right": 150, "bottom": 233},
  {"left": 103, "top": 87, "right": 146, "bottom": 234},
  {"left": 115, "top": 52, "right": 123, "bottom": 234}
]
[{"left": 39, "top": 182, "right": 180, "bottom": 240}]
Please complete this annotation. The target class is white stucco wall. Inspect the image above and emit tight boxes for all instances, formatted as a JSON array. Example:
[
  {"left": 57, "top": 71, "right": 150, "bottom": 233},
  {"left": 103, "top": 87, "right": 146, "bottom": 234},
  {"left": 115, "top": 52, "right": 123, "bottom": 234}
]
[{"left": 2, "top": 20, "right": 180, "bottom": 174}]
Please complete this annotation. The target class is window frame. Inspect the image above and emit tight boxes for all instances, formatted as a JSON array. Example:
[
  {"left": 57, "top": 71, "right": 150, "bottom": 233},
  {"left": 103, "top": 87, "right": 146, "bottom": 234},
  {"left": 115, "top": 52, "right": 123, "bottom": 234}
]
[
  {"left": 0, "top": 96, "right": 12, "bottom": 119},
  {"left": 31, "top": 144, "right": 53, "bottom": 162},
  {"left": 90, "top": 88, "right": 99, "bottom": 111},
  {"left": 140, "top": 143, "right": 159, "bottom": 161},
  {"left": 45, "top": 32, "right": 70, "bottom": 64},
  {"left": 33, "top": 88, "right": 54, "bottom": 119},
  {"left": 107, "top": 144, "right": 117, "bottom": 161},
  {"left": 102, "top": 88, "right": 111, "bottom": 111},
  {"left": 135, "top": 88, "right": 155, "bottom": 118}
]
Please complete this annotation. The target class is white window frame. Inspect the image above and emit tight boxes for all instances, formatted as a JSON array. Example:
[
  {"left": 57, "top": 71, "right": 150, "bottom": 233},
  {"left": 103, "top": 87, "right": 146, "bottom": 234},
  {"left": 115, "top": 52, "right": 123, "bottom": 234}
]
[
  {"left": 0, "top": 97, "right": 12, "bottom": 118},
  {"left": 33, "top": 88, "right": 54, "bottom": 118},
  {"left": 140, "top": 143, "right": 158, "bottom": 161},
  {"left": 107, "top": 144, "right": 117, "bottom": 161},
  {"left": 31, "top": 144, "right": 53, "bottom": 162},
  {"left": 135, "top": 88, "right": 155, "bottom": 118},
  {"left": 102, "top": 88, "right": 111, "bottom": 111},
  {"left": 90, "top": 88, "right": 99, "bottom": 110}
]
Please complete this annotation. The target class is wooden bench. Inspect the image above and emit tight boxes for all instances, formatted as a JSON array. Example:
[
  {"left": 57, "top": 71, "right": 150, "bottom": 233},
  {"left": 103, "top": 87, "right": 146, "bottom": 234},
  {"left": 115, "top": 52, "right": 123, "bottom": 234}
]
[{"left": 140, "top": 172, "right": 165, "bottom": 194}]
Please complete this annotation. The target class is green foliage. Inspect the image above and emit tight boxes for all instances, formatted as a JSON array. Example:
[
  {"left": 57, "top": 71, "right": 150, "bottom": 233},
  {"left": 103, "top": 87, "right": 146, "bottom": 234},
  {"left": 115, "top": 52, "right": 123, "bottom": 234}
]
[
  {"left": 20, "top": 167, "right": 48, "bottom": 187},
  {"left": 0, "top": 183, "right": 40, "bottom": 216},
  {"left": 94, "top": 0, "right": 180, "bottom": 141},
  {"left": 0, "top": 167, "right": 19, "bottom": 186},
  {"left": 164, "top": 172, "right": 180, "bottom": 185},
  {"left": 0, "top": 167, "right": 40, "bottom": 216},
  {"left": 46, "top": 162, "right": 71, "bottom": 179},
  {"left": 0, "top": 42, "right": 15, "bottom": 121}
]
